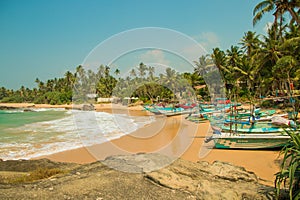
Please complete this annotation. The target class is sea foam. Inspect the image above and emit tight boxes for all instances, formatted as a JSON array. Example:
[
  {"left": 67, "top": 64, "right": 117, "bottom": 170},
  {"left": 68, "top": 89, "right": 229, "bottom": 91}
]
[{"left": 0, "top": 110, "right": 155, "bottom": 160}]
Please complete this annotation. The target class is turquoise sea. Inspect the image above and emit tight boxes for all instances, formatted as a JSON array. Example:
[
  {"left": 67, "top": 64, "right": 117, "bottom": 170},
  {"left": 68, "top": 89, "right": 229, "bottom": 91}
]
[
  {"left": 0, "top": 109, "right": 67, "bottom": 130},
  {"left": 0, "top": 108, "right": 154, "bottom": 160}
]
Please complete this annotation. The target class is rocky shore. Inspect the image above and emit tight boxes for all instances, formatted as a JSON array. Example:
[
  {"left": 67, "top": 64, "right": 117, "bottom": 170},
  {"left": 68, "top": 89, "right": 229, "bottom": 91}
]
[{"left": 0, "top": 153, "right": 275, "bottom": 200}]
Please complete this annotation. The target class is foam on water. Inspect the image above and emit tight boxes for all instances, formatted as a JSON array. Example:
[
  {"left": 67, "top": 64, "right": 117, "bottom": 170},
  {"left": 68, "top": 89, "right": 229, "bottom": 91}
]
[{"left": 0, "top": 110, "right": 155, "bottom": 160}]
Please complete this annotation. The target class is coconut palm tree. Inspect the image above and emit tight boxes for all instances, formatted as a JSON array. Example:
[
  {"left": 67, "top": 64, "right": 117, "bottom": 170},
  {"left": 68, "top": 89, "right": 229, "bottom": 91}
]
[
  {"left": 114, "top": 68, "right": 120, "bottom": 76},
  {"left": 253, "top": 0, "right": 300, "bottom": 40},
  {"left": 161, "top": 67, "right": 178, "bottom": 99},
  {"left": 211, "top": 48, "right": 227, "bottom": 81},
  {"left": 240, "top": 31, "right": 261, "bottom": 58},
  {"left": 252, "top": 33, "right": 281, "bottom": 74},
  {"left": 147, "top": 66, "right": 155, "bottom": 80},
  {"left": 129, "top": 69, "right": 137, "bottom": 78},
  {"left": 193, "top": 55, "right": 211, "bottom": 77},
  {"left": 137, "top": 62, "right": 148, "bottom": 78}
]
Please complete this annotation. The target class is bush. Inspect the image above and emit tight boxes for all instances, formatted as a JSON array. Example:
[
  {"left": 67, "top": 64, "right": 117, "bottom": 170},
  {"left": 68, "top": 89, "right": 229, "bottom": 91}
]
[
  {"left": 275, "top": 130, "right": 300, "bottom": 200},
  {"left": 260, "top": 99, "right": 275, "bottom": 108}
]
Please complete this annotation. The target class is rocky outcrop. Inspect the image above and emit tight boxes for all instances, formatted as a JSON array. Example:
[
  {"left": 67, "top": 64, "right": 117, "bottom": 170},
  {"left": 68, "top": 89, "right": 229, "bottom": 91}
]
[
  {"left": 0, "top": 154, "right": 275, "bottom": 200},
  {"left": 104, "top": 153, "right": 274, "bottom": 200},
  {"left": 0, "top": 106, "right": 16, "bottom": 110},
  {"left": 82, "top": 104, "right": 95, "bottom": 111}
]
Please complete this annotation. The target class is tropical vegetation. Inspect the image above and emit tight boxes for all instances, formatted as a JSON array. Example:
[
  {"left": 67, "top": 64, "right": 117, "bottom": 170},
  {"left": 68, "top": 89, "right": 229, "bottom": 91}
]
[{"left": 275, "top": 130, "right": 300, "bottom": 200}]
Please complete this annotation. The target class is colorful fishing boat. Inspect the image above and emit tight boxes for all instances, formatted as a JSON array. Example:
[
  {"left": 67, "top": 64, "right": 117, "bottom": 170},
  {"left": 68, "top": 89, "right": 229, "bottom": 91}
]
[
  {"left": 221, "top": 122, "right": 287, "bottom": 133},
  {"left": 209, "top": 132, "right": 290, "bottom": 149},
  {"left": 144, "top": 103, "right": 197, "bottom": 117}
]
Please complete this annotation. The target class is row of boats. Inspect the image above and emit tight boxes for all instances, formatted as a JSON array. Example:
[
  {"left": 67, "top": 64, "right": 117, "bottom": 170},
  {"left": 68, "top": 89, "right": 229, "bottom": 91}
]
[{"left": 144, "top": 98, "right": 299, "bottom": 149}]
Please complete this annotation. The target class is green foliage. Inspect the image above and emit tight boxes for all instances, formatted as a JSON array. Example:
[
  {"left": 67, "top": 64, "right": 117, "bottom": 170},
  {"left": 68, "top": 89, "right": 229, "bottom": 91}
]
[
  {"left": 275, "top": 130, "right": 300, "bottom": 200},
  {"left": 261, "top": 99, "right": 276, "bottom": 108},
  {"left": 1, "top": 95, "right": 25, "bottom": 103}
]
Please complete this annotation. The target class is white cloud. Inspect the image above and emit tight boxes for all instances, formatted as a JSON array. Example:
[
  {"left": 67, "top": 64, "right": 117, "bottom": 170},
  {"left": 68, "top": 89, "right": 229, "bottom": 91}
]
[
  {"left": 140, "top": 49, "right": 171, "bottom": 66},
  {"left": 192, "top": 32, "right": 220, "bottom": 52}
]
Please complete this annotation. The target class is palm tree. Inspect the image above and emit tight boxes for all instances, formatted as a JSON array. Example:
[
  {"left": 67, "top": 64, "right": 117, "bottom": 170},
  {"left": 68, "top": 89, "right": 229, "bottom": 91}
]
[
  {"left": 276, "top": 0, "right": 300, "bottom": 25},
  {"left": 253, "top": 0, "right": 279, "bottom": 29},
  {"left": 64, "top": 71, "right": 75, "bottom": 91},
  {"left": 240, "top": 31, "right": 261, "bottom": 58},
  {"left": 130, "top": 69, "right": 136, "bottom": 78},
  {"left": 193, "top": 55, "right": 211, "bottom": 77},
  {"left": 253, "top": 0, "right": 300, "bottom": 39},
  {"left": 114, "top": 68, "right": 120, "bottom": 76},
  {"left": 211, "top": 48, "right": 227, "bottom": 81},
  {"left": 137, "top": 62, "right": 148, "bottom": 78},
  {"left": 252, "top": 33, "right": 281, "bottom": 73},
  {"left": 274, "top": 55, "right": 297, "bottom": 92},
  {"left": 97, "top": 65, "right": 106, "bottom": 78},
  {"left": 104, "top": 66, "right": 110, "bottom": 77},
  {"left": 148, "top": 66, "right": 155, "bottom": 80},
  {"left": 161, "top": 67, "right": 179, "bottom": 99}
]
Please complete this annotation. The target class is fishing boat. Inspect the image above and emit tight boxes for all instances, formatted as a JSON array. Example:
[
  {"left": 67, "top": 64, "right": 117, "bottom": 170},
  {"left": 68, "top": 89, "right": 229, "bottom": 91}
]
[
  {"left": 221, "top": 121, "right": 290, "bottom": 133},
  {"left": 144, "top": 103, "right": 197, "bottom": 117},
  {"left": 207, "top": 115, "right": 297, "bottom": 149},
  {"left": 185, "top": 113, "right": 208, "bottom": 123},
  {"left": 220, "top": 115, "right": 297, "bottom": 133},
  {"left": 209, "top": 132, "right": 290, "bottom": 149}
]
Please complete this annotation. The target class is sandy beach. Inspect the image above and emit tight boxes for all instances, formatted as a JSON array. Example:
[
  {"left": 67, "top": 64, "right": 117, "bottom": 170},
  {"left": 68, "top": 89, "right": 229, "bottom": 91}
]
[{"left": 0, "top": 103, "right": 282, "bottom": 186}]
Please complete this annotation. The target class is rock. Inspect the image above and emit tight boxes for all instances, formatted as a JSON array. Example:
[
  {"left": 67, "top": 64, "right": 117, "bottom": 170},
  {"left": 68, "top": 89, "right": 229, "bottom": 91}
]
[
  {"left": 102, "top": 153, "right": 175, "bottom": 173},
  {"left": 0, "top": 154, "right": 275, "bottom": 199},
  {"left": 0, "top": 106, "right": 16, "bottom": 110},
  {"left": 23, "top": 109, "right": 35, "bottom": 112},
  {"left": 0, "top": 158, "right": 78, "bottom": 172},
  {"left": 197, "top": 160, "right": 258, "bottom": 182},
  {"left": 145, "top": 155, "right": 272, "bottom": 200},
  {"left": 82, "top": 104, "right": 95, "bottom": 111}
]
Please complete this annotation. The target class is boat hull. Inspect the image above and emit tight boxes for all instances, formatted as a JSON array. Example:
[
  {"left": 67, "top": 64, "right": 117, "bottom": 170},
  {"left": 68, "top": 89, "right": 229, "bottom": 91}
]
[
  {"left": 212, "top": 134, "right": 290, "bottom": 149},
  {"left": 221, "top": 123, "right": 287, "bottom": 133}
]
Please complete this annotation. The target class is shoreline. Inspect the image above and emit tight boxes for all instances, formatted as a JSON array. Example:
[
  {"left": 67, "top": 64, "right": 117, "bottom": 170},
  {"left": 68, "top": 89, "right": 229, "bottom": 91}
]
[{"left": 1, "top": 102, "right": 282, "bottom": 186}]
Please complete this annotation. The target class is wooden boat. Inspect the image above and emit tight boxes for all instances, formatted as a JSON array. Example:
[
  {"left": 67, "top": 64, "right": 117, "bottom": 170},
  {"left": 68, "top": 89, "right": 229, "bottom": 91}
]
[
  {"left": 209, "top": 132, "right": 290, "bottom": 149},
  {"left": 221, "top": 122, "right": 286, "bottom": 133},
  {"left": 144, "top": 104, "right": 197, "bottom": 117},
  {"left": 185, "top": 115, "right": 208, "bottom": 123},
  {"left": 221, "top": 115, "right": 297, "bottom": 133}
]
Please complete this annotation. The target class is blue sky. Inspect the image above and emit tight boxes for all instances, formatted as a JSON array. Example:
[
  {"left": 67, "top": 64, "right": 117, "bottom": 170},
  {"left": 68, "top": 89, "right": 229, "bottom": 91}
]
[{"left": 0, "top": 0, "right": 272, "bottom": 89}]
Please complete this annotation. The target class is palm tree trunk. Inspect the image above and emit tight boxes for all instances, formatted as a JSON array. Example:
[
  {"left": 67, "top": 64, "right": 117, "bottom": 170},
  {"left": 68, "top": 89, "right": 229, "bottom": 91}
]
[{"left": 287, "top": 7, "right": 300, "bottom": 25}]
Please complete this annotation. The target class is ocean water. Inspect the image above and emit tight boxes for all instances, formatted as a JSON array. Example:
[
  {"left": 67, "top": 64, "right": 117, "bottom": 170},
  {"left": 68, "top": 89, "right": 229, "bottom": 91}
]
[{"left": 0, "top": 108, "right": 155, "bottom": 160}]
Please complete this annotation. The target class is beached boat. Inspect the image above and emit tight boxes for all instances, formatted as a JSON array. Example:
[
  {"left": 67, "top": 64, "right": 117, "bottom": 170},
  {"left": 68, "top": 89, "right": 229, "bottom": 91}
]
[
  {"left": 185, "top": 114, "right": 208, "bottom": 123},
  {"left": 221, "top": 122, "right": 288, "bottom": 133},
  {"left": 220, "top": 115, "right": 298, "bottom": 133},
  {"left": 144, "top": 103, "right": 197, "bottom": 117},
  {"left": 209, "top": 132, "right": 290, "bottom": 149}
]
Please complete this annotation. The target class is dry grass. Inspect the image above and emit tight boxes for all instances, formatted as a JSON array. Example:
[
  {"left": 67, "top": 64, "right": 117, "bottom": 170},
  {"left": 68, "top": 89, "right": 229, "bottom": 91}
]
[{"left": 0, "top": 167, "right": 66, "bottom": 184}]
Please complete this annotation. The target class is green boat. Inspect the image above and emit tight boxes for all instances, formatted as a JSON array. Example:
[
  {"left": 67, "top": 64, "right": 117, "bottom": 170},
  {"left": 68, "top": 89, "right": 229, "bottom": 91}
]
[
  {"left": 221, "top": 122, "right": 289, "bottom": 133},
  {"left": 186, "top": 116, "right": 208, "bottom": 123},
  {"left": 210, "top": 133, "right": 290, "bottom": 149}
]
